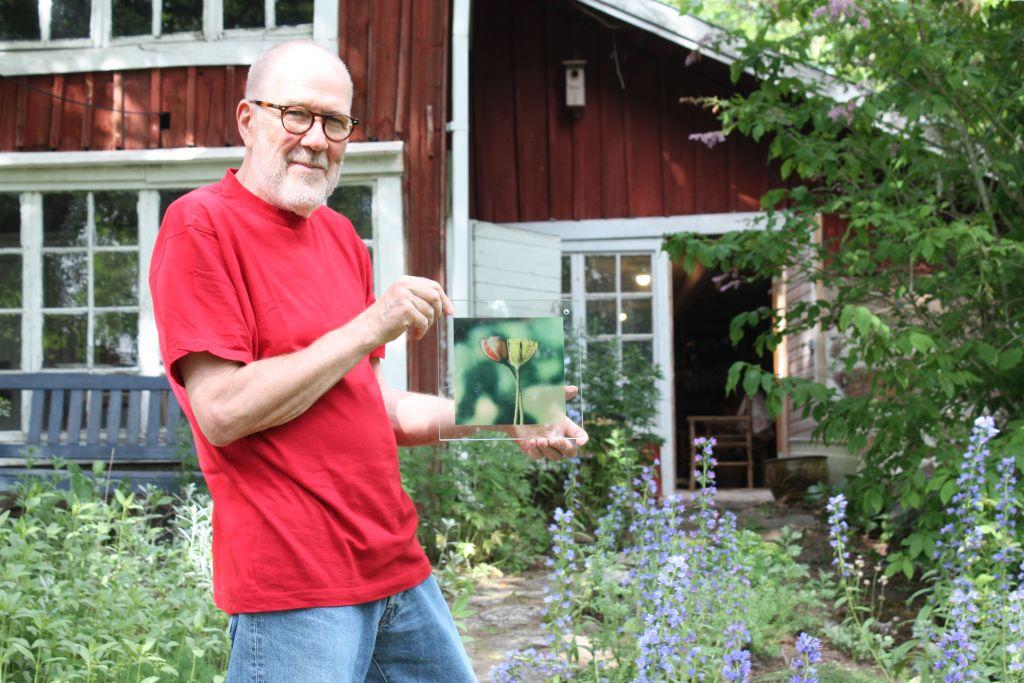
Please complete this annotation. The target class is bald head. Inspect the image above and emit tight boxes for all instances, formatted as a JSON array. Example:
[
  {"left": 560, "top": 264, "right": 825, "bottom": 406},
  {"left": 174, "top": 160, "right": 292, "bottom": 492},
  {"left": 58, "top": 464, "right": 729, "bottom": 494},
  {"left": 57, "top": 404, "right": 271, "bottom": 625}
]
[{"left": 245, "top": 41, "right": 354, "bottom": 110}]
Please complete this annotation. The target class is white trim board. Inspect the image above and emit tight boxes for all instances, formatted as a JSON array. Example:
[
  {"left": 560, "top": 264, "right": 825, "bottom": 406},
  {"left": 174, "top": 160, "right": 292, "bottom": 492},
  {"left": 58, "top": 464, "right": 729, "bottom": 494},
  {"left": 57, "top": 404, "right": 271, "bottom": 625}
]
[
  {"left": 0, "top": 0, "right": 338, "bottom": 76},
  {"left": 0, "top": 141, "right": 404, "bottom": 190},
  {"left": 506, "top": 211, "right": 777, "bottom": 241},
  {"left": 578, "top": 0, "right": 860, "bottom": 103}
]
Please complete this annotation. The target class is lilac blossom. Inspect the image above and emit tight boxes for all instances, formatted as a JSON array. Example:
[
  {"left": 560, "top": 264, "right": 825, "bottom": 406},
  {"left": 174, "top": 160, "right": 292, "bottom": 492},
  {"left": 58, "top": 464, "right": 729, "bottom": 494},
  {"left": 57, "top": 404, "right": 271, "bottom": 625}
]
[
  {"left": 942, "top": 416, "right": 1000, "bottom": 574},
  {"left": 1007, "top": 589, "right": 1024, "bottom": 673},
  {"left": 789, "top": 632, "right": 821, "bottom": 683},
  {"left": 689, "top": 131, "right": 727, "bottom": 149},
  {"left": 826, "top": 494, "right": 851, "bottom": 577},
  {"left": 827, "top": 100, "right": 857, "bottom": 125},
  {"left": 933, "top": 576, "right": 981, "bottom": 682},
  {"left": 811, "top": 0, "right": 870, "bottom": 27},
  {"left": 721, "top": 621, "right": 752, "bottom": 682}
]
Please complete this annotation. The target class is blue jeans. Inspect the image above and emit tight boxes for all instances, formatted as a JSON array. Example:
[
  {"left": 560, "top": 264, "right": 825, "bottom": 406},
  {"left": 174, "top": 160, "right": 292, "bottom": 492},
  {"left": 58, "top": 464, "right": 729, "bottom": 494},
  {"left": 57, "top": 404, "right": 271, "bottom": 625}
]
[{"left": 225, "top": 575, "right": 477, "bottom": 682}]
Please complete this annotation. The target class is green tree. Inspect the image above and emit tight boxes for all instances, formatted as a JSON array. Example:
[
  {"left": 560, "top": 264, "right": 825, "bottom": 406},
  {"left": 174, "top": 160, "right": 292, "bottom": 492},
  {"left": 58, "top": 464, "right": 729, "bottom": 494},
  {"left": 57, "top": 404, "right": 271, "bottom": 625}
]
[{"left": 664, "top": 0, "right": 1024, "bottom": 575}]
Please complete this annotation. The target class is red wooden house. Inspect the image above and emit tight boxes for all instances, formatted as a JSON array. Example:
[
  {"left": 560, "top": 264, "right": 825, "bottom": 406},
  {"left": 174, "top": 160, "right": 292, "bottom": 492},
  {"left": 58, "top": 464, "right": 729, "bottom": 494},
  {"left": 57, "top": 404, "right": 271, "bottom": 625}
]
[{"left": 0, "top": 0, "right": 848, "bottom": 493}]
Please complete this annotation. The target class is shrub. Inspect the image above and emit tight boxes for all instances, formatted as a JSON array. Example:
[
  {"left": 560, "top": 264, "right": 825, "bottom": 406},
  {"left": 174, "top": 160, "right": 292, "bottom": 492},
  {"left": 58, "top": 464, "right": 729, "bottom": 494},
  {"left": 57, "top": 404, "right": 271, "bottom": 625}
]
[
  {"left": 664, "top": 0, "right": 1024, "bottom": 578},
  {"left": 0, "top": 464, "right": 227, "bottom": 683},
  {"left": 399, "top": 439, "right": 553, "bottom": 571}
]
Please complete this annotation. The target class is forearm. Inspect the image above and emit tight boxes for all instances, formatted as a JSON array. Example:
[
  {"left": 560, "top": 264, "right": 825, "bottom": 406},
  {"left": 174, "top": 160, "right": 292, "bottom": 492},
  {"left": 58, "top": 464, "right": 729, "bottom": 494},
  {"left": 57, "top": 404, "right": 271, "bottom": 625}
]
[
  {"left": 193, "top": 319, "right": 379, "bottom": 446},
  {"left": 381, "top": 388, "right": 455, "bottom": 447}
]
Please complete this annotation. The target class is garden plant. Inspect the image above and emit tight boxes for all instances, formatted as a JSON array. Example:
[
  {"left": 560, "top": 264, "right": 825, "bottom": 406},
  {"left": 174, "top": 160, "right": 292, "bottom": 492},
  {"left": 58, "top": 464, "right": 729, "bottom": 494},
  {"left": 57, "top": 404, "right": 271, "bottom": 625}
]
[{"left": 666, "top": 0, "right": 1024, "bottom": 578}]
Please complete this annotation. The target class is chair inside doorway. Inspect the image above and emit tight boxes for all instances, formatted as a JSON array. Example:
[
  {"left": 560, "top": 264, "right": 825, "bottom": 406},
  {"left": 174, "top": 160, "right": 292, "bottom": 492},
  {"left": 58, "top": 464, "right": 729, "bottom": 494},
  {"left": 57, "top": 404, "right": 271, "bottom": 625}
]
[{"left": 674, "top": 261, "right": 777, "bottom": 490}]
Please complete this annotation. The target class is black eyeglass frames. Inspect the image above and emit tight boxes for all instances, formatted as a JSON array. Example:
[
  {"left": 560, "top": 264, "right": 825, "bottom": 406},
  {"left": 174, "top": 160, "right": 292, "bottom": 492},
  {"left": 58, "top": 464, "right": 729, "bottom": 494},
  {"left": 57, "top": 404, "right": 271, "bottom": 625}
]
[{"left": 249, "top": 100, "right": 359, "bottom": 142}]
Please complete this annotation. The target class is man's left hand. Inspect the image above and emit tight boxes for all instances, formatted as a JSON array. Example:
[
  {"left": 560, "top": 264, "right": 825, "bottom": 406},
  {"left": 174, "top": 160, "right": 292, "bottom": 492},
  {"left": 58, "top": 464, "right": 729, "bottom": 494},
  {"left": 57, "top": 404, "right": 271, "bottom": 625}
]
[{"left": 516, "top": 386, "right": 589, "bottom": 461}]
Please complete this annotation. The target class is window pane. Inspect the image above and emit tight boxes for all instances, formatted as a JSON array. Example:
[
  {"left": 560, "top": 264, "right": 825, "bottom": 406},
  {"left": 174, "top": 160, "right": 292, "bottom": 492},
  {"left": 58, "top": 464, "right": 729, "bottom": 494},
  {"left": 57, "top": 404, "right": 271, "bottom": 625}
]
[
  {"left": 44, "top": 253, "right": 87, "bottom": 308},
  {"left": 586, "top": 299, "right": 616, "bottom": 336},
  {"left": 50, "top": 0, "right": 91, "bottom": 39},
  {"left": 0, "top": 313, "right": 20, "bottom": 429},
  {"left": 0, "top": 255, "right": 21, "bottom": 308},
  {"left": 623, "top": 339, "right": 653, "bottom": 365},
  {"left": 224, "top": 0, "right": 263, "bottom": 28},
  {"left": 584, "top": 255, "right": 615, "bottom": 293},
  {"left": 112, "top": 0, "right": 151, "bottom": 36},
  {"left": 0, "top": 313, "right": 20, "bottom": 369},
  {"left": 162, "top": 0, "right": 202, "bottom": 33},
  {"left": 43, "top": 193, "right": 88, "bottom": 247},
  {"left": 95, "top": 312, "right": 138, "bottom": 367},
  {"left": 94, "top": 191, "right": 138, "bottom": 246},
  {"left": 561, "top": 256, "right": 570, "bottom": 295},
  {"left": 621, "top": 297, "right": 652, "bottom": 334},
  {"left": 621, "top": 254, "right": 652, "bottom": 292},
  {"left": 0, "top": 193, "right": 19, "bottom": 248},
  {"left": 94, "top": 252, "right": 138, "bottom": 307},
  {"left": 276, "top": 0, "right": 313, "bottom": 26},
  {"left": 0, "top": 0, "right": 40, "bottom": 40},
  {"left": 159, "top": 189, "right": 191, "bottom": 223},
  {"left": 43, "top": 314, "right": 87, "bottom": 367},
  {"left": 327, "top": 186, "right": 373, "bottom": 240}
]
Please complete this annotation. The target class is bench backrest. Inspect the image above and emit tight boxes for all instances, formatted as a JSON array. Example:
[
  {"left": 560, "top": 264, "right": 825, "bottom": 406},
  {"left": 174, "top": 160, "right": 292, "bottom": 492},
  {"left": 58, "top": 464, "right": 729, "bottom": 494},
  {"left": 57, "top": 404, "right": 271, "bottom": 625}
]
[{"left": 0, "top": 373, "right": 185, "bottom": 463}]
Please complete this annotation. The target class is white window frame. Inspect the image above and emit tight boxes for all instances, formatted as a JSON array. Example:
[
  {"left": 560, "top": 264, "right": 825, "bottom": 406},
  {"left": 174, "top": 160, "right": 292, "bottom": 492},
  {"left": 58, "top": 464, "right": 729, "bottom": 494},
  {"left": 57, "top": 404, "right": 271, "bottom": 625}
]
[
  {"left": 0, "top": 0, "right": 338, "bottom": 76},
  {"left": 509, "top": 212, "right": 776, "bottom": 495},
  {"left": 0, "top": 140, "right": 407, "bottom": 403}
]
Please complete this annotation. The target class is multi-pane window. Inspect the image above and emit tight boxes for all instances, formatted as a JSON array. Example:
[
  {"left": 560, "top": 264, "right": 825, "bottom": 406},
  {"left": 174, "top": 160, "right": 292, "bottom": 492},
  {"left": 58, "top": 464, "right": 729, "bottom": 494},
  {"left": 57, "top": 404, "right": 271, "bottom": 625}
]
[
  {"left": 0, "top": 194, "right": 22, "bottom": 429},
  {"left": 0, "top": 0, "right": 315, "bottom": 42},
  {"left": 562, "top": 252, "right": 655, "bottom": 363},
  {"left": 41, "top": 192, "right": 139, "bottom": 368},
  {"left": 327, "top": 185, "right": 374, "bottom": 264}
]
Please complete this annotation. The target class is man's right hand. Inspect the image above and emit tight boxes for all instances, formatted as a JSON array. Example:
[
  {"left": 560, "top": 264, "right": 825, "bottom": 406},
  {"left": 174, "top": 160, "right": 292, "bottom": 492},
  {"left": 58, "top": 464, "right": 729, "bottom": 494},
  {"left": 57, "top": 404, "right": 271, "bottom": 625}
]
[{"left": 359, "top": 276, "right": 455, "bottom": 344}]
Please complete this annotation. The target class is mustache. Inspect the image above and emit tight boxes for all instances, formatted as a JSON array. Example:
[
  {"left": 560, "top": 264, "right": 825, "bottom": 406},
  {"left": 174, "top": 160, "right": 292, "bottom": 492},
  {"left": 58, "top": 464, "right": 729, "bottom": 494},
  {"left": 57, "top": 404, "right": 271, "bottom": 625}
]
[{"left": 286, "top": 149, "right": 329, "bottom": 171}]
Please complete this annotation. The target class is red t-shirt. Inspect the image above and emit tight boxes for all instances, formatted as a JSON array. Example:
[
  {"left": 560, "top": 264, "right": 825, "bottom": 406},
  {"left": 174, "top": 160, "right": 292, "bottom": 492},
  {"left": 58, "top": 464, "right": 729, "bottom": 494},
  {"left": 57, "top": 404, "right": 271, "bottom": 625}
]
[{"left": 149, "top": 170, "right": 431, "bottom": 613}]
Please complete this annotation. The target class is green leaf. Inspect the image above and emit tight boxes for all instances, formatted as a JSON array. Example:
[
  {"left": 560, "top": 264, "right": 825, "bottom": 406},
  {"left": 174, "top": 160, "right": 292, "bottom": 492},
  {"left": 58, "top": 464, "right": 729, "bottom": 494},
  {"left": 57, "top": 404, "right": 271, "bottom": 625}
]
[
  {"left": 726, "top": 362, "right": 743, "bottom": 393},
  {"left": 975, "top": 342, "right": 998, "bottom": 366},
  {"left": 902, "top": 558, "right": 914, "bottom": 580},
  {"left": 743, "top": 368, "right": 761, "bottom": 397},
  {"left": 940, "top": 479, "right": 957, "bottom": 505},
  {"left": 864, "top": 488, "right": 884, "bottom": 514},
  {"left": 998, "top": 348, "right": 1023, "bottom": 370},
  {"left": 909, "top": 331, "right": 934, "bottom": 354}
]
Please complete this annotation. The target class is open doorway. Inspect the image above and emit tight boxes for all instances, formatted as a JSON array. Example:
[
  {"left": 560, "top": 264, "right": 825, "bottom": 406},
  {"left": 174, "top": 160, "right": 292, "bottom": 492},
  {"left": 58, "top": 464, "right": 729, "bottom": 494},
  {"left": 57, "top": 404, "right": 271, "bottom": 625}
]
[{"left": 673, "top": 259, "right": 776, "bottom": 489}]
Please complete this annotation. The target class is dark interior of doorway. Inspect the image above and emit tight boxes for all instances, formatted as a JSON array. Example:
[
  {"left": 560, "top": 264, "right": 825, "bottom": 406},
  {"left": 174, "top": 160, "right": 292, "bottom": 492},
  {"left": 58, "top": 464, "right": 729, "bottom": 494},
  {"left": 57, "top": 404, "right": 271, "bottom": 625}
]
[{"left": 673, "top": 260, "right": 776, "bottom": 489}]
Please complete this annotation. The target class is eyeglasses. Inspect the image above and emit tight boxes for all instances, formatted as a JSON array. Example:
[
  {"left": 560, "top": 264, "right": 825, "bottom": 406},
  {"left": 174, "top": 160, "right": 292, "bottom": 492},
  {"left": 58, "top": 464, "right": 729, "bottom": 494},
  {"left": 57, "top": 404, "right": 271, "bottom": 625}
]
[{"left": 249, "top": 100, "right": 359, "bottom": 142}]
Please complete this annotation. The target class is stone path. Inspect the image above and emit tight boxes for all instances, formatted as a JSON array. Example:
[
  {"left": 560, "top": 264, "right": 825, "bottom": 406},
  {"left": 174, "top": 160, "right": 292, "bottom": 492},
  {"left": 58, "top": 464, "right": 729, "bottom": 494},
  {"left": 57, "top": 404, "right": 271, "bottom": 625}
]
[
  {"left": 462, "top": 569, "right": 550, "bottom": 680},
  {"left": 461, "top": 497, "right": 887, "bottom": 681}
]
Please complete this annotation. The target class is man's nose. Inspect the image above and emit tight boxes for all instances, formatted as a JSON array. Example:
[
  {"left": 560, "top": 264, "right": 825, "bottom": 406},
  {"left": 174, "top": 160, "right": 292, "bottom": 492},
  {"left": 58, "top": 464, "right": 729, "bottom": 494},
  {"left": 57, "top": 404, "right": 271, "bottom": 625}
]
[{"left": 301, "top": 117, "right": 329, "bottom": 151}]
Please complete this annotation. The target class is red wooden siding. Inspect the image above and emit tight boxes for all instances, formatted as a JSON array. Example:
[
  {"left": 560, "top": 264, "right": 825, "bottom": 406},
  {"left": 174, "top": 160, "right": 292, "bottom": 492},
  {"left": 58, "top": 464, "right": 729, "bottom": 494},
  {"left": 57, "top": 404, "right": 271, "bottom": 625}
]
[
  {"left": 0, "top": 0, "right": 449, "bottom": 392},
  {"left": 470, "top": 0, "right": 782, "bottom": 222}
]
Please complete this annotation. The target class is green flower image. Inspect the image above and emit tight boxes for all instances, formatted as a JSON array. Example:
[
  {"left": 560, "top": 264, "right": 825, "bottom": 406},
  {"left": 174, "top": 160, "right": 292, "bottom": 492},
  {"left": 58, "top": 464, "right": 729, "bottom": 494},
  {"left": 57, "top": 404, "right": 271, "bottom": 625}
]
[{"left": 455, "top": 317, "right": 565, "bottom": 427}]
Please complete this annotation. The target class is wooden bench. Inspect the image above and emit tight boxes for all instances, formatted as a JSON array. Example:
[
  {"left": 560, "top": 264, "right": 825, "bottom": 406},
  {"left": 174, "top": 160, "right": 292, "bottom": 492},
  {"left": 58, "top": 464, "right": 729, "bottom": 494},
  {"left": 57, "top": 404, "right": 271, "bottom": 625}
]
[{"left": 0, "top": 373, "right": 194, "bottom": 492}]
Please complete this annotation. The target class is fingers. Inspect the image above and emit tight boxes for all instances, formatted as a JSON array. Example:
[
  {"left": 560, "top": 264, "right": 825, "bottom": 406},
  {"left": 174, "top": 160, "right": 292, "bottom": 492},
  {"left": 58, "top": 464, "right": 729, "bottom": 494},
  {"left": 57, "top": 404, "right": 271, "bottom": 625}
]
[
  {"left": 376, "top": 276, "right": 454, "bottom": 342},
  {"left": 564, "top": 385, "right": 579, "bottom": 400}
]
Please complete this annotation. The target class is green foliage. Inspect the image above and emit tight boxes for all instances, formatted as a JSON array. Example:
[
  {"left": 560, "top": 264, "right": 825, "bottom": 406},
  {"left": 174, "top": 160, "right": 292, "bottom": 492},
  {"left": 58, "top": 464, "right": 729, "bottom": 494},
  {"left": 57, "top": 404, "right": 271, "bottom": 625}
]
[
  {"left": 399, "top": 439, "right": 553, "bottom": 571},
  {"left": 663, "top": 0, "right": 1024, "bottom": 574},
  {"left": 0, "top": 464, "right": 228, "bottom": 682}
]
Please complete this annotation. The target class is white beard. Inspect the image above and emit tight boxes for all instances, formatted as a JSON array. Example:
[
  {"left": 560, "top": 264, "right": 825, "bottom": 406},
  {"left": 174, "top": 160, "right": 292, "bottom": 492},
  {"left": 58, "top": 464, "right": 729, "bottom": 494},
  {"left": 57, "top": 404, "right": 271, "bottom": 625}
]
[{"left": 249, "top": 134, "right": 343, "bottom": 215}]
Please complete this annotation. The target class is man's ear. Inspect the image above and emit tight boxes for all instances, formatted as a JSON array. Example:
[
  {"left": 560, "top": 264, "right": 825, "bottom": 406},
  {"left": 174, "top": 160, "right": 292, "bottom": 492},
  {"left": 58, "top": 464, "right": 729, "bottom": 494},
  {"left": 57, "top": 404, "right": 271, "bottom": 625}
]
[{"left": 236, "top": 99, "right": 255, "bottom": 147}]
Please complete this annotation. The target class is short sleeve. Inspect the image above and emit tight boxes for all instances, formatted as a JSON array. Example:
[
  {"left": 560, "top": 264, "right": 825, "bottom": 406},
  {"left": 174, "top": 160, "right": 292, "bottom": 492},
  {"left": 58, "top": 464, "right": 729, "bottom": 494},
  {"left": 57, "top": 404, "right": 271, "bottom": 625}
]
[{"left": 150, "top": 218, "right": 256, "bottom": 389}]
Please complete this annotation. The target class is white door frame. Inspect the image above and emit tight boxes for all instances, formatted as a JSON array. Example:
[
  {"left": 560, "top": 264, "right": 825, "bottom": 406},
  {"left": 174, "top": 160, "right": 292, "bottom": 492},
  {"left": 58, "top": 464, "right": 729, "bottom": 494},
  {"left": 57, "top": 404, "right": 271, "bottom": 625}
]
[{"left": 506, "top": 212, "right": 771, "bottom": 496}]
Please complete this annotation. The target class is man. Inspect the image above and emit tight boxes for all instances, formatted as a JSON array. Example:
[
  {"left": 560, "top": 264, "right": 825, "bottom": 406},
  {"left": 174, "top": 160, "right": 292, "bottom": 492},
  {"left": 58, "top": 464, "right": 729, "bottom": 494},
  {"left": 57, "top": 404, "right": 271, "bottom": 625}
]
[{"left": 149, "top": 41, "right": 587, "bottom": 682}]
